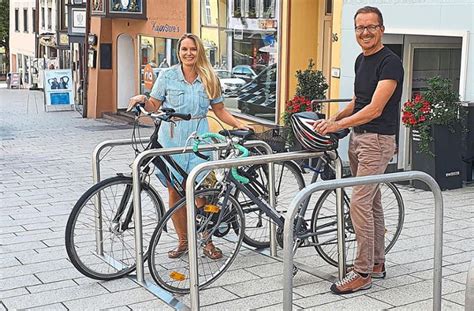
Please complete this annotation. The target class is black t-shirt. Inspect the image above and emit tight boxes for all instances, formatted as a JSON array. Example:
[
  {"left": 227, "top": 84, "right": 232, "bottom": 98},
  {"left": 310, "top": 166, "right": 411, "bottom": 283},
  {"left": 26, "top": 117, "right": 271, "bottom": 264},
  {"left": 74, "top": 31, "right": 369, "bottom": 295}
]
[{"left": 353, "top": 47, "right": 404, "bottom": 135}]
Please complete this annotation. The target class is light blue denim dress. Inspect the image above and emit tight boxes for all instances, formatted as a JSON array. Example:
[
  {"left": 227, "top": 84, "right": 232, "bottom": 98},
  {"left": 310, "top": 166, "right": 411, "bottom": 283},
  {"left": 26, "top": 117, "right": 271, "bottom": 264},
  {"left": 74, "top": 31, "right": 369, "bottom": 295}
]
[{"left": 149, "top": 64, "right": 223, "bottom": 186}]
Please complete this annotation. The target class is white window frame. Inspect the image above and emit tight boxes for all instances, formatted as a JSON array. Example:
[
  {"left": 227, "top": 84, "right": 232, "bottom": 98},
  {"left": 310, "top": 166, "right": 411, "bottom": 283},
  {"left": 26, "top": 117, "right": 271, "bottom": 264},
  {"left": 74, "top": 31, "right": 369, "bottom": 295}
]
[{"left": 384, "top": 29, "right": 469, "bottom": 170}]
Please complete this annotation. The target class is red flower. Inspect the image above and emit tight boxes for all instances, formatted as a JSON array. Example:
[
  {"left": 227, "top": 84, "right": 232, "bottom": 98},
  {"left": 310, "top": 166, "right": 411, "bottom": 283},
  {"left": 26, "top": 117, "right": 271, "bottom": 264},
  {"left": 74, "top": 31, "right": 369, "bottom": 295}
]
[{"left": 402, "top": 95, "right": 432, "bottom": 128}]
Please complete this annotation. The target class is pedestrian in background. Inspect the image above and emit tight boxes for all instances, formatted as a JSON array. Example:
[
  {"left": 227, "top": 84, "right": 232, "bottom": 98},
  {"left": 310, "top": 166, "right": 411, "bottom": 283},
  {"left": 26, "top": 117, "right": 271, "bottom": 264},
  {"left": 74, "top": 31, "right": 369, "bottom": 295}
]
[
  {"left": 128, "top": 33, "right": 248, "bottom": 260},
  {"left": 314, "top": 6, "right": 404, "bottom": 294}
]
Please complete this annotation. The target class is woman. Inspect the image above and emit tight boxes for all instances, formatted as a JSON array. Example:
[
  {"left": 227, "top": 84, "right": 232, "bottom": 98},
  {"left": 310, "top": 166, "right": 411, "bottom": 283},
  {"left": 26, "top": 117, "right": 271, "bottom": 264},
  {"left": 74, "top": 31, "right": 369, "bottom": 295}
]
[{"left": 128, "top": 33, "right": 248, "bottom": 259}]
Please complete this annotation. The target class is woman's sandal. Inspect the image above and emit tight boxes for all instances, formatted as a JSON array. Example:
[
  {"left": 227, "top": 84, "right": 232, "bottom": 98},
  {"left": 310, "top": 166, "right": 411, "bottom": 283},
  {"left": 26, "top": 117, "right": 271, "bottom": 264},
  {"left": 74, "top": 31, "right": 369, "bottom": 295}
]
[
  {"left": 168, "top": 244, "right": 188, "bottom": 259},
  {"left": 203, "top": 243, "right": 223, "bottom": 260}
]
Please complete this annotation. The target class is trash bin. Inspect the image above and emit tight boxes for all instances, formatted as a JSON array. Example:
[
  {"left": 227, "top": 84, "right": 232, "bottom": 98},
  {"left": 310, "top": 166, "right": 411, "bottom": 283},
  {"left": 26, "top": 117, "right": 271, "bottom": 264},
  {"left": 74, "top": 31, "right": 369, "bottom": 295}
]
[{"left": 461, "top": 101, "right": 474, "bottom": 183}]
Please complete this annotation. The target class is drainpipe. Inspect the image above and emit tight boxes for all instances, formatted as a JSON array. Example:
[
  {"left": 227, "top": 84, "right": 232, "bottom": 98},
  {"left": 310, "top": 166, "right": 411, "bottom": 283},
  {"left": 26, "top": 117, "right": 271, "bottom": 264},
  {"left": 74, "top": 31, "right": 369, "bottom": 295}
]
[{"left": 82, "top": 0, "right": 90, "bottom": 118}]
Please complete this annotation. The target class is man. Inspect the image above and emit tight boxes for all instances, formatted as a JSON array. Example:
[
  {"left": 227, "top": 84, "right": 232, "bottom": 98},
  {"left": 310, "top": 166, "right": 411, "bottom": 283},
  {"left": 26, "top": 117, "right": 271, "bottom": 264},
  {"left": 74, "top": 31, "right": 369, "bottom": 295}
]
[{"left": 314, "top": 6, "right": 404, "bottom": 294}]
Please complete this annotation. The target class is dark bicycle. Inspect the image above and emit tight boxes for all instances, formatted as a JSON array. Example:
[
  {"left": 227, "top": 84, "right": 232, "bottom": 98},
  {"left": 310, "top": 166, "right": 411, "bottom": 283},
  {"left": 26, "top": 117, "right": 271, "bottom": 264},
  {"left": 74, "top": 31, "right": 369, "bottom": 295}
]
[
  {"left": 227, "top": 126, "right": 405, "bottom": 267},
  {"left": 65, "top": 105, "right": 244, "bottom": 281}
]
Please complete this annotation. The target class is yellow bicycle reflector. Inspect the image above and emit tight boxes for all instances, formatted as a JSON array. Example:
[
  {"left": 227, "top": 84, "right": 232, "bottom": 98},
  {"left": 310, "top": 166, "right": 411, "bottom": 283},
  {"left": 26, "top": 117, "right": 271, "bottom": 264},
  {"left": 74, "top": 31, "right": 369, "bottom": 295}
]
[
  {"left": 204, "top": 204, "right": 220, "bottom": 213},
  {"left": 169, "top": 271, "right": 186, "bottom": 281}
]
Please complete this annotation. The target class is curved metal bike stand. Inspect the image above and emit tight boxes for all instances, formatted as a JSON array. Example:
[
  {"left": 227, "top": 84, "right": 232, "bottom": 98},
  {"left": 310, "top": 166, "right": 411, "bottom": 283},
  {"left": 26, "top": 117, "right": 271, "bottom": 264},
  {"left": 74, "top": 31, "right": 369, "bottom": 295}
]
[
  {"left": 185, "top": 150, "right": 331, "bottom": 310},
  {"left": 91, "top": 138, "right": 150, "bottom": 256},
  {"left": 92, "top": 138, "right": 151, "bottom": 184},
  {"left": 282, "top": 171, "right": 444, "bottom": 311},
  {"left": 466, "top": 258, "right": 474, "bottom": 310}
]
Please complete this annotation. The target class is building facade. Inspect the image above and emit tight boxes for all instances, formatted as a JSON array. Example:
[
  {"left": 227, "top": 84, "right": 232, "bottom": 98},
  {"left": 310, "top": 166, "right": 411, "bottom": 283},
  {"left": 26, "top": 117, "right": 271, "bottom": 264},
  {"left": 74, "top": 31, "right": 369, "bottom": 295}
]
[
  {"left": 86, "top": 0, "right": 335, "bottom": 129},
  {"left": 9, "top": 0, "right": 37, "bottom": 87}
]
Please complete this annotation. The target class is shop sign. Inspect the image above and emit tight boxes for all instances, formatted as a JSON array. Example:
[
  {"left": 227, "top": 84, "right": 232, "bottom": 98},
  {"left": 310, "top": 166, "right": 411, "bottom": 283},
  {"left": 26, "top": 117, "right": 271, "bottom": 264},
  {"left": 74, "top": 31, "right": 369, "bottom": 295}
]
[
  {"left": 234, "top": 28, "right": 244, "bottom": 40},
  {"left": 70, "top": 8, "right": 86, "bottom": 34},
  {"left": 58, "top": 32, "right": 70, "bottom": 47},
  {"left": 259, "top": 19, "right": 277, "bottom": 30},
  {"left": 143, "top": 64, "right": 155, "bottom": 90},
  {"left": 43, "top": 69, "right": 75, "bottom": 111},
  {"left": 148, "top": 0, "right": 187, "bottom": 39},
  {"left": 9, "top": 73, "right": 21, "bottom": 88}
]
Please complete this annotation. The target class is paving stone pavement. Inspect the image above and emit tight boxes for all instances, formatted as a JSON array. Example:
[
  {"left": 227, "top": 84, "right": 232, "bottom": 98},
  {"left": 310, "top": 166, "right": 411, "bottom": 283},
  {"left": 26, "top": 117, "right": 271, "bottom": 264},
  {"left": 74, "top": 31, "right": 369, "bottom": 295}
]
[{"left": 1, "top": 85, "right": 473, "bottom": 310}]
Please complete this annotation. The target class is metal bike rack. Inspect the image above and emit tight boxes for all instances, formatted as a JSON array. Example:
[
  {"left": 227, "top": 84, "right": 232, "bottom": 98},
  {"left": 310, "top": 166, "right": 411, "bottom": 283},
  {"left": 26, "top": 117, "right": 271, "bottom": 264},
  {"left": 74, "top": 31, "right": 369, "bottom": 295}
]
[
  {"left": 282, "top": 171, "right": 444, "bottom": 311},
  {"left": 91, "top": 138, "right": 150, "bottom": 255},
  {"left": 92, "top": 138, "right": 150, "bottom": 184},
  {"left": 185, "top": 150, "right": 333, "bottom": 310},
  {"left": 466, "top": 258, "right": 474, "bottom": 310},
  {"left": 130, "top": 140, "right": 273, "bottom": 283}
]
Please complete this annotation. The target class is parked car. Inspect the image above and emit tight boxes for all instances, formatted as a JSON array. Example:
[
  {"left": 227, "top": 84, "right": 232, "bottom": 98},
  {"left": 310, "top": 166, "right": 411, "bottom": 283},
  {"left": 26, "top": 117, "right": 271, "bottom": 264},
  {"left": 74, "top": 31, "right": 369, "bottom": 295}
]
[
  {"left": 231, "top": 65, "right": 260, "bottom": 82},
  {"left": 215, "top": 69, "right": 246, "bottom": 97},
  {"left": 237, "top": 64, "right": 277, "bottom": 118}
]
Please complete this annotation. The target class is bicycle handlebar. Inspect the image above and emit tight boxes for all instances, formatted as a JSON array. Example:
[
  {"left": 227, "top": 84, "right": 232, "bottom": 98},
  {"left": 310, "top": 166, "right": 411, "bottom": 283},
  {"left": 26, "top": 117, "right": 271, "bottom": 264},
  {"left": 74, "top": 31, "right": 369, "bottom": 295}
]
[
  {"left": 192, "top": 132, "right": 250, "bottom": 184},
  {"left": 134, "top": 103, "right": 192, "bottom": 121}
]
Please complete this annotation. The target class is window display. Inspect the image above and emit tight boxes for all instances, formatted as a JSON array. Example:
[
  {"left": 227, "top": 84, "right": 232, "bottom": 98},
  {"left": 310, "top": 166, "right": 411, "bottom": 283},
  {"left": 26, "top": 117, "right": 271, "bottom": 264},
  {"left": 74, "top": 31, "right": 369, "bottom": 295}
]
[
  {"left": 139, "top": 36, "right": 178, "bottom": 94},
  {"left": 200, "top": 0, "right": 280, "bottom": 122}
]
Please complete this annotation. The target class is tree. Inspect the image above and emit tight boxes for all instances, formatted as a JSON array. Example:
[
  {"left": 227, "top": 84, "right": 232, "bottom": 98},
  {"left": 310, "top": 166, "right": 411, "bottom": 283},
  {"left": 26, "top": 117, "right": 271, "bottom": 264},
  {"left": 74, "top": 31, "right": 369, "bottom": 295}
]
[{"left": 0, "top": 0, "right": 9, "bottom": 72}]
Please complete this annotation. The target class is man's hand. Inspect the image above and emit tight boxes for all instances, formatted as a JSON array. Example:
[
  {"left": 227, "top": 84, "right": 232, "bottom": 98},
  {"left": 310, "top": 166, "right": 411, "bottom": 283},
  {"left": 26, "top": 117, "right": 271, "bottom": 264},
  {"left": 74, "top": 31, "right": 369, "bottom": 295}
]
[
  {"left": 235, "top": 122, "right": 254, "bottom": 131},
  {"left": 314, "top": 118, "right": 340, "bottom": 135},
  {"left": 127, "top": 95, "right": 148, "bottom": 112}
]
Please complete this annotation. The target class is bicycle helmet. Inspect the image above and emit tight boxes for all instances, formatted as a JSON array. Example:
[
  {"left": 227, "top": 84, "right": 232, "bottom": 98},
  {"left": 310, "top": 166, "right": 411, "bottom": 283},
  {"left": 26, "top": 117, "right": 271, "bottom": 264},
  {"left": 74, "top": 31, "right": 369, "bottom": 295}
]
[{"left": 290, "top": 111, "right": 339, "bottom": 152}]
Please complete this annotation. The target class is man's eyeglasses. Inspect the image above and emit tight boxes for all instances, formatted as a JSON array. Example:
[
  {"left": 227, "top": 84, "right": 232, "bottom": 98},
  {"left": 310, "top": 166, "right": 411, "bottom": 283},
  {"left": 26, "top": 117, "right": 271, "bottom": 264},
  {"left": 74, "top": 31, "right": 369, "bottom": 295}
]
[{"left": 354, "top": 25, "right": 381, "bottom": 34}]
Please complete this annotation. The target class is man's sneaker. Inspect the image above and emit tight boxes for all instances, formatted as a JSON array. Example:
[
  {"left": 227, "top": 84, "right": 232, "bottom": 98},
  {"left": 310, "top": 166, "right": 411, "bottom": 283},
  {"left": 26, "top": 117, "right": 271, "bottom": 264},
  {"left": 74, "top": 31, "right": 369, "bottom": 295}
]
[
  {"left": 347, "top": 262, "right": 386, "bottom": 279},
  {"left": 330, "top": 271, "right": 372, "bottom": 294}
]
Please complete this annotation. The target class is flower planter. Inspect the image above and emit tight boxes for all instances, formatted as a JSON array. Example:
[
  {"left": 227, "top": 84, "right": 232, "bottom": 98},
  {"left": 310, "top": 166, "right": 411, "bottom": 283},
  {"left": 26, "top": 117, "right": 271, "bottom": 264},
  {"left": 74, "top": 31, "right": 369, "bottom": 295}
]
[{"left": 411, "top": 124, "right": 463, "bottom": 190}]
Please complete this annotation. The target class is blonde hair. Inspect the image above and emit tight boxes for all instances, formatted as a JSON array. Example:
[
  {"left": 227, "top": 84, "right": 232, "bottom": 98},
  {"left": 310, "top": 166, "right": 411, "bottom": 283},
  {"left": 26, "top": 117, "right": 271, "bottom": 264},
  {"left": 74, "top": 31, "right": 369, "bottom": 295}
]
[{"left": 176, "top": 33, "right": 221, "bottom": 99}]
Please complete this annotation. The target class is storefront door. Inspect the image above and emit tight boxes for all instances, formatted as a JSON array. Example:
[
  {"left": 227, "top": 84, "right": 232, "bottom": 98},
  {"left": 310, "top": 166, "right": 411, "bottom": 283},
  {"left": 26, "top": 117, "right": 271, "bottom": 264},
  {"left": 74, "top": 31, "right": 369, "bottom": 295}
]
[{"left": 117, "top": 34, "right": 135, "bottom": 109}]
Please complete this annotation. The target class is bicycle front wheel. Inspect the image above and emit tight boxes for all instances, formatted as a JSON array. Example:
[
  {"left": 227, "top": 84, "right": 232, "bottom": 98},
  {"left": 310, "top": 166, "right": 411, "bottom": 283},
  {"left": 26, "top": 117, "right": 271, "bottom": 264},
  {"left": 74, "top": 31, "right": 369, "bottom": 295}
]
[
  {"left": 311, "top": 182, "right": 404, "bottom": 267},
  {"left": 236, "top": 161, "right": 305, "bottom": 249},
  {"left": 148, "top": 188, "right": 245, "bottom": 294},
  {"left": 65, "top": 175, "right": 164, "bottom": 280}
]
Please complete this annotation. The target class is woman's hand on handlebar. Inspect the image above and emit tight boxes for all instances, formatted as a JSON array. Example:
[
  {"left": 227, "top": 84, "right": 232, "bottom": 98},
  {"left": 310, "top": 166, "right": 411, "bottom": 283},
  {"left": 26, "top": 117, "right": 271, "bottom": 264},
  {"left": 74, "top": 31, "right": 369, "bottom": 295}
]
[{"left": 127, "top": 95, "right": 148, "bottom": 112}]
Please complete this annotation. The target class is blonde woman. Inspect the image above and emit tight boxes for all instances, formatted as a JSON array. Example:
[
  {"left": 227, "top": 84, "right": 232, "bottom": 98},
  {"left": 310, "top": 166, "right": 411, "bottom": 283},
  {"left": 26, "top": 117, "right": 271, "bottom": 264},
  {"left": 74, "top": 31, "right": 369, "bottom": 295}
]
[{"left": 129, "top": 33, "right": 248, "bottom": 259}]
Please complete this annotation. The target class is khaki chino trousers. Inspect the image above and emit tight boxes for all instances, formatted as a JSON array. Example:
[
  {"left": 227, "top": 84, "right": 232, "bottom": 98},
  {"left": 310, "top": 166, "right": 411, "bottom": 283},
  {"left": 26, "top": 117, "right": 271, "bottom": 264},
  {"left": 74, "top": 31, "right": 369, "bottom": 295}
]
[{"left": 348, "top": 132, "right": 396, "bottom": 274}]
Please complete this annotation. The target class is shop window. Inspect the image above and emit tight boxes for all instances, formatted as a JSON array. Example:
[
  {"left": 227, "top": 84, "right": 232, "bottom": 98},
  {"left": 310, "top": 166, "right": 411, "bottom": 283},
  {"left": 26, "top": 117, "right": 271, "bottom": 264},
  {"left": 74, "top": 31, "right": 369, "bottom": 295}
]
[
  {"left": 139, "top": 36, "right": 178, "bottom": 94},
  {"left": 202, "top": 0, "right": 280, "bottom": 123}
]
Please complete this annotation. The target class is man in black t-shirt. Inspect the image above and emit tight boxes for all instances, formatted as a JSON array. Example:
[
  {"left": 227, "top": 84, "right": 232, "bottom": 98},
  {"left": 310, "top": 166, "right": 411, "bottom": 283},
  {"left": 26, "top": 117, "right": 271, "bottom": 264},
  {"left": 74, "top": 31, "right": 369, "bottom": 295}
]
[{"left": 315, "top": 6, "right": 404, "bottom": 295}]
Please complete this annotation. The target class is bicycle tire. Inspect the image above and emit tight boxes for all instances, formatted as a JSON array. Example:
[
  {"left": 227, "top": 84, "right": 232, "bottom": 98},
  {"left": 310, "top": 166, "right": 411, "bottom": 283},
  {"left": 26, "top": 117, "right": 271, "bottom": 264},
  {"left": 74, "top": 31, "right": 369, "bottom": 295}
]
[
  {"left": 65, "top": 175, "right": 164, "bottom": 280},
  {"left": 148, "top": 188, "right": 245, "bottom": 294},
  {"left": 311, "top": 182, "right": 404, "bottom": 267},
  {"left": 236, "top": 161, "right": 305, "bottom": 249}
]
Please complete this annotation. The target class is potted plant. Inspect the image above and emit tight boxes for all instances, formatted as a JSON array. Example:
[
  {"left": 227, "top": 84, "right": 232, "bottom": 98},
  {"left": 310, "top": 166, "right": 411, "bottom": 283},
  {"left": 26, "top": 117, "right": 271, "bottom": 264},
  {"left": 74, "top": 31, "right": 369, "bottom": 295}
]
[
  {"left": 283, "top": 59, "right": 329, "bottom": 147},
  {"left": 402, "top": 76, "right": 465, "bottom": 190}
]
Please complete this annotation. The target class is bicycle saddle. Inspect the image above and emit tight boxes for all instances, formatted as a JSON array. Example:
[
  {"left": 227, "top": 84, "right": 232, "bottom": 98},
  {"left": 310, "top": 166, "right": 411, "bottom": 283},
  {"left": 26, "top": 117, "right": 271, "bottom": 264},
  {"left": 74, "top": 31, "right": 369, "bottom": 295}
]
[{"left": 218, "top": 129, "right": 255, "bottom": 141}]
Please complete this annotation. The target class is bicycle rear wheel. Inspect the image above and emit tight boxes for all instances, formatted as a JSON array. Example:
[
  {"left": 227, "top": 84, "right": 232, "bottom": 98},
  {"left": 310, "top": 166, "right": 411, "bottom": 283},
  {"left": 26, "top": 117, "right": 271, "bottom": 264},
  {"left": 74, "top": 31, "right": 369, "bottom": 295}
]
[
  {"left": 148, "top": 188, "right": 245, "bottom": 294},
  {"left": 311, "top": 182, "right": 404, "bottom": 267},
  {"left": 65, "top": 175, "right": 164, "bottom": 280},
  {"left": 236, "top": 161, "right": 305, "bottom": 249}
]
